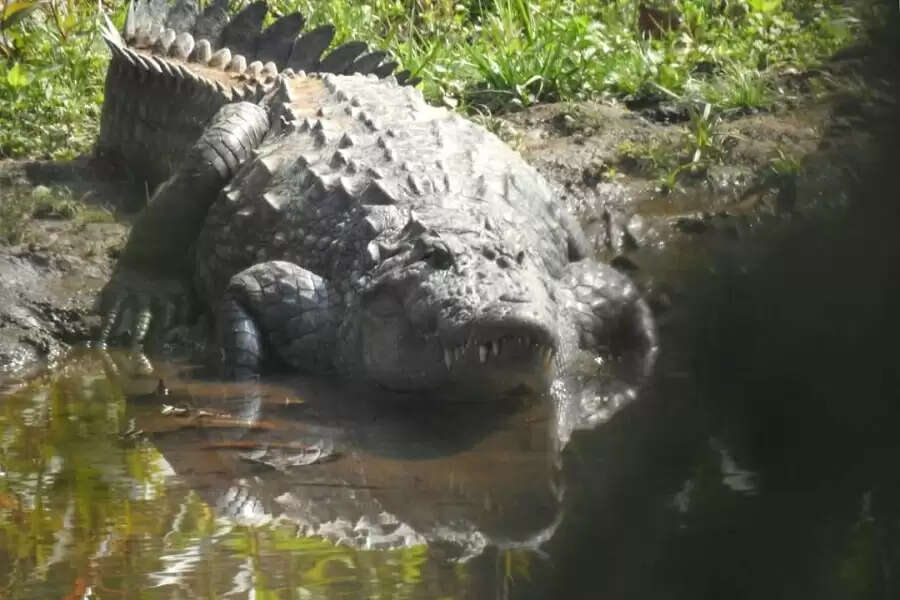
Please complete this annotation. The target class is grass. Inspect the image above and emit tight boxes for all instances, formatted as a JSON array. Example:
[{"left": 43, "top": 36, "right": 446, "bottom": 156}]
[
  {"left": 0, "top": 188, "right": 34, "bottom": 244},
  {"left": 616, "top": 100, "right": 743, "bottom": 192},
  {"left": 0, "top": 184, "right": 113, "bottom": 244},
  {"left": 1, "top": 0, "right": 866, "bottom": 159}
]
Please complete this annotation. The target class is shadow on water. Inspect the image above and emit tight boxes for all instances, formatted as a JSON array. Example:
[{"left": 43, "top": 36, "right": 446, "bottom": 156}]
[{"left": 536, "top": 111, "right": 900, "bottom": 599}]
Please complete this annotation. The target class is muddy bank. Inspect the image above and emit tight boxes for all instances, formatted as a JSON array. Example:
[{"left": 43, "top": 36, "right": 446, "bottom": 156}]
[
  {"left": 502, "top": 47, "right": 897, "bottom": 313},
  {"left": 0, "top": 45, "right": 895, "bottom": 382},
  {"left": 0, "top": 160, "right": 131, "bottom": 383}
]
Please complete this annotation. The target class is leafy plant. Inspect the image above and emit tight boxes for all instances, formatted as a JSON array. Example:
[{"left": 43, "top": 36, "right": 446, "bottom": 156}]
[
  {"left": 685, "top": 102, "right": 725, "bottom": 165},
  {"left": 0, "top": 1, "right": 44, "bottom": 36},
  {"left": 617, "top": 101, "right": 737, "bottom": 192},
  {"left": 748, "top": 0, "right": 784, "bottom": 13},
  {"left": 0, "top": 0, "right": 111, "bottom": 159},
  {"left": 769, "top": 147, "right": 804, "bottom": 177}
]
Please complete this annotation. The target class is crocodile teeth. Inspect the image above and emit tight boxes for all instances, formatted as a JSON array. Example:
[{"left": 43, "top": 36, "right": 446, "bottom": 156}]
[
  {"left": 543, "top": 347, "right": 553, "bottom": 367},
  {"left": 444, "top": 348, "right": 452, "bottom": 370},
  {"left": 491, "top": 340, "right": 500, "bottom": 356},
  {"left": 479, "top": 345, "right": 488, "bottom": 364}
]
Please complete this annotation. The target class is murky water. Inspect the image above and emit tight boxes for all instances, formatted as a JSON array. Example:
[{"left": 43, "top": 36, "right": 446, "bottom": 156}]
[{"left": 2, "top": 168, "right": 899, "bottom": 599}]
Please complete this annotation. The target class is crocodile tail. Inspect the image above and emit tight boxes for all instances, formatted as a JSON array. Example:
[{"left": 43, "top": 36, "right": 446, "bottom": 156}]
[
  {"left": 96, "top": 0, "right": 419, "bottom": 190},
  {"left": 119, "top": 0, "right": 417, "bottom": 83}
]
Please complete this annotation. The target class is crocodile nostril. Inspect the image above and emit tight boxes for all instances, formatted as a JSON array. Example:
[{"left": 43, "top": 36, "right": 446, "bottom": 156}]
[
  {"left": 496, "top": 256, "right": 511, "bottom": 269},
  {"left": 516, "top": 250, "right": 525, "bottom": 265}
]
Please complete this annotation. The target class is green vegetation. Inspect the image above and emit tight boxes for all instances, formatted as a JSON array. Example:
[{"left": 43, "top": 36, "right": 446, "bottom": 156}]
[
  {"left": 291, "top": 0, "right": 859, "bottom": 111},
  {"left": 0, "top": 0, "right": 112, "bottom": 159},
  {"left": 0, "top": 188, "right": 32, "bottom": 244},
  {"left": 0, "top": 0, "right": 863, "bottom": 159},
  {"left": 0, "top": 184, "right": 113, "bottom": 244},
  {"left": 616, "top": 101, "right": 740, "bottom": 191}
]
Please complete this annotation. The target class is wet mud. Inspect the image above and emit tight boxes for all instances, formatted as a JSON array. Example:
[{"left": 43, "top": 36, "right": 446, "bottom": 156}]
[{"left": 0, "top": 159, "right": 131, "bottom": 383}]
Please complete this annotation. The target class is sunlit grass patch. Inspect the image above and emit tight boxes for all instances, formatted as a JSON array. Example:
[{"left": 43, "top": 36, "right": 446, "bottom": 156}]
[
  {"left": 0, "top": 1, "right": 113, "bottom": 160},
  {"left": 0, "top": 0, "right": 866, "bottom": 159},
  {"left": 263, "top": 0, "right": 863, "bottom": 113}
]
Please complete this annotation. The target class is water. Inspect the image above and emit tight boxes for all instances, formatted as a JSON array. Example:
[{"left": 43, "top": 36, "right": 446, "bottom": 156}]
[
  {"left": 2, "top": 165, "right": 898, "bottom": 600},
  {"left": 0, "top": 349, "right": 572, "bottom": 599}
]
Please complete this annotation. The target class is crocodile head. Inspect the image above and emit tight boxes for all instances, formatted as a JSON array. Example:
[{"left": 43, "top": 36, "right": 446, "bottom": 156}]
[{"left": 354, "top": 212, "right": 564, "bottom": 396}]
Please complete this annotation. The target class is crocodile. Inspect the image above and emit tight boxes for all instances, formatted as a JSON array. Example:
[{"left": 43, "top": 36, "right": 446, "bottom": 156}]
[{"left": 96, "top": 0, "right": 657, "bottom": 395}]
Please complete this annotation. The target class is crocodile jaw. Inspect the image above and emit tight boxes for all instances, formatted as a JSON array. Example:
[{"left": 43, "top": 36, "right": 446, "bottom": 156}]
[{"left": 358, "top": 299, "right": 560, "bottom": 396}]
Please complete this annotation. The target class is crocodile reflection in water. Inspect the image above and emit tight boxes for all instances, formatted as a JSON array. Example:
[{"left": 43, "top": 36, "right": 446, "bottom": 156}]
[{"left": 126, "top": 374, "right": 566, "bottom": 560}]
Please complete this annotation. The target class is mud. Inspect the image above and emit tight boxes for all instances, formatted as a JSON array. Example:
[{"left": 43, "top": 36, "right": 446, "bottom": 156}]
[
  {"left": 0, "top": 159, "right": 132, "bottom": 383},
  {"left": 503, "top": 48, "right": 897, "bottom": 312}
]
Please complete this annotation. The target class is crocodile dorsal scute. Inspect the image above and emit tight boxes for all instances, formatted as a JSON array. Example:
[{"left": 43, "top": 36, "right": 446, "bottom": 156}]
[{"left": 96, "top": 0, "right": 414, "bottom": 188}]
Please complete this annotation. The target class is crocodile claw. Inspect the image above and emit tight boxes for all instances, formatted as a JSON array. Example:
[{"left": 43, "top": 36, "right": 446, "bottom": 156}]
[
  {"left": 96, "top": 268, "right": 193, "bottom": 350},
  {"left": 99, "top": 347, "right": 156, "bottom": 379}
]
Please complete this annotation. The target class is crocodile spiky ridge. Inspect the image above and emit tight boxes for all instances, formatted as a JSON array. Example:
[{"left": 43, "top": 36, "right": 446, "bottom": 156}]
[
  {"left": 97, "top": 0, "right": 417, "bottom": 187},
  {"left": 96, "top": 1, "right": 657, "bottom": 394}
]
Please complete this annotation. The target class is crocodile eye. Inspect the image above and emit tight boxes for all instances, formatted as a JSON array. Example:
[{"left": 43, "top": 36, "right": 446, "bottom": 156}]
[
  {"left": 410, "top": 236, "right": 454, "bottom": 270},
  {"left": 424, "top": 241, "right": 454, "bottom": 270}
]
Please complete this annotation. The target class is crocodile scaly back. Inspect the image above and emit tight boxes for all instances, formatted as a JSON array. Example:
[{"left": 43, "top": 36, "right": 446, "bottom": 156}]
[{"left": 96, "top": 0, "right": 418, "bottom": 188}]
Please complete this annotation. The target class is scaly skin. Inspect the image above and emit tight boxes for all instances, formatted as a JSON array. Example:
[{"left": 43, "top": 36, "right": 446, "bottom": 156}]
[{"left": 96, "top": 1, "right": 657, "bottom": 395}]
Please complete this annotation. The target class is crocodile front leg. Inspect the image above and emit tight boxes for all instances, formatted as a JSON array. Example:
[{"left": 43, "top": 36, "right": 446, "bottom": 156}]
[
  {"left": 560, "top": 261, "right": 658, "bottom": 378},
  {"left": 219, "top": 261, "right": 342, "bottom": 380},
  {"left": 98, "top": 102, "right": 269, "bottom": 348}
]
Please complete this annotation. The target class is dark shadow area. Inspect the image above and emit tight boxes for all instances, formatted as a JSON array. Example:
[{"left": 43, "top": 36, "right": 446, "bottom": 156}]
[{"left": 532, "top": 15, "right": 900, "bottom": 599}]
